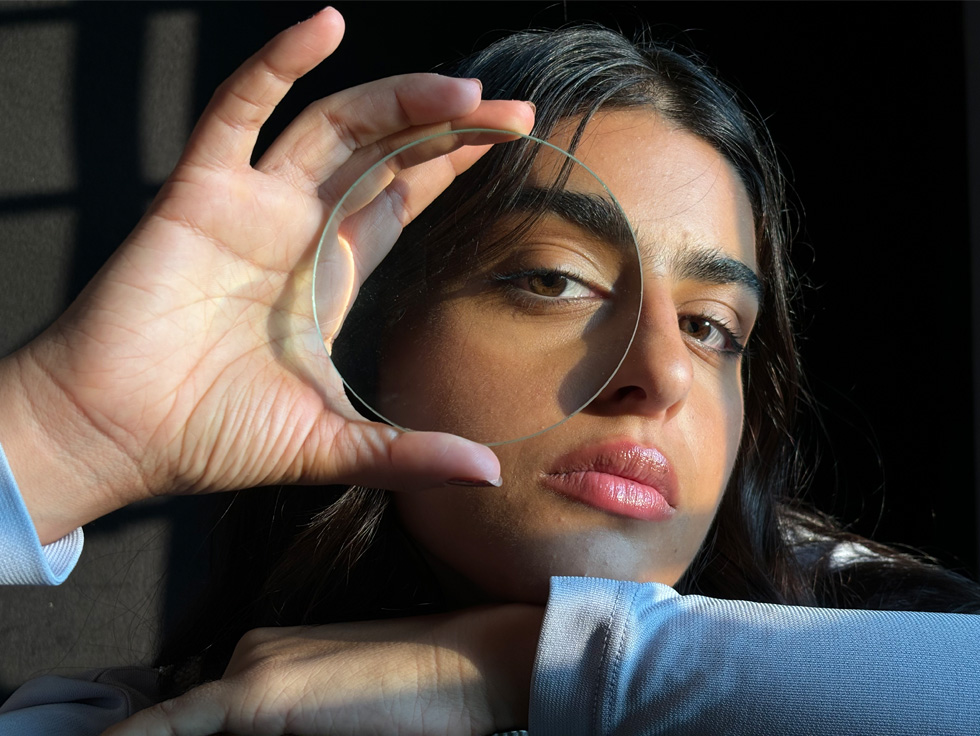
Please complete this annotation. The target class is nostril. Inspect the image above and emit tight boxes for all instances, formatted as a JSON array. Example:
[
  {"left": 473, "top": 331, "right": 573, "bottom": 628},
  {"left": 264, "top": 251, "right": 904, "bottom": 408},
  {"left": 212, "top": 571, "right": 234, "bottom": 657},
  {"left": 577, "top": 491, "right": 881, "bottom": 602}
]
[{"left": 612, "top": 385, "right": 647, "bottom": 402}]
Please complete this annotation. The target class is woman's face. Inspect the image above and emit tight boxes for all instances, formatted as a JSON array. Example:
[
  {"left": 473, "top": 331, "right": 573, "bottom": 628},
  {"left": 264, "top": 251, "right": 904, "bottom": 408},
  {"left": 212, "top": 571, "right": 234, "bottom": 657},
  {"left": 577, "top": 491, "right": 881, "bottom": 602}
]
[{"left": 391, "top": 111, "right": 760, "bottom": 604}]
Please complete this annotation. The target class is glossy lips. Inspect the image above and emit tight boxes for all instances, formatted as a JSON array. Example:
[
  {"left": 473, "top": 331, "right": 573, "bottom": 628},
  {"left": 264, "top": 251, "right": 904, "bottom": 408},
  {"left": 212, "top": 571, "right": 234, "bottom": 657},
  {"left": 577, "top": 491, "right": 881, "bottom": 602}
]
[{"left": 542, "top": 441, "right": 678, "bottom": 521}]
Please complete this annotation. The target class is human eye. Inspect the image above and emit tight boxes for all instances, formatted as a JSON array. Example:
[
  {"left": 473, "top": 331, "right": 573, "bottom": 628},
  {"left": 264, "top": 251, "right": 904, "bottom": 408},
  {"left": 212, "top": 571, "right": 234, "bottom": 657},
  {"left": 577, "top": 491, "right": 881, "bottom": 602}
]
[
  {"left": 678, "top": 313, "right": 746, "bottom": 357},
  {"left": 490, "top": 267, "right": 604, "bottom": 306}
]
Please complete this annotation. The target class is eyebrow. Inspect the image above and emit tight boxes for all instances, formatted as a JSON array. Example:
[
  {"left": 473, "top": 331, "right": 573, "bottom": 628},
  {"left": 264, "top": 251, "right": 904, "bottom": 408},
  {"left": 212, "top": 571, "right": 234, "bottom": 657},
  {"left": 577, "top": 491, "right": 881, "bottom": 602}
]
[
  {"left": 513, "top": 186, "right": 763, "bottom": 302},
  {"left": 672, "top": 247, "right": 764, "bottom": 302},
  {"left": 512, "top": 187, "right": 636, "bottom": 252}
]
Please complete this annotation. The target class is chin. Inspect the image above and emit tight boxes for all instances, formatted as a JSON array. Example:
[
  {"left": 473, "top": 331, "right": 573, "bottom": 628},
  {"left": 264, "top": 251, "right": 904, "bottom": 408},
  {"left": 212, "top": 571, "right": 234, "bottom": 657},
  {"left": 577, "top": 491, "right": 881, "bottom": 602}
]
[
  {"left": 394, "top": 469, "right": 718, "bottom": 606},
  {"left": 422, "top": 523, "right": 693, "bottom": 606}
]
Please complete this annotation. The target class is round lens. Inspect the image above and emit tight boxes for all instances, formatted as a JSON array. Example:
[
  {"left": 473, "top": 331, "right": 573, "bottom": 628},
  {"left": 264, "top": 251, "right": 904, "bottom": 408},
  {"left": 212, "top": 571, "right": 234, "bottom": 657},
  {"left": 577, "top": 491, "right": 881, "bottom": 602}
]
[{"left": 313, "top": 129, "right": 641, "bottom": 445}]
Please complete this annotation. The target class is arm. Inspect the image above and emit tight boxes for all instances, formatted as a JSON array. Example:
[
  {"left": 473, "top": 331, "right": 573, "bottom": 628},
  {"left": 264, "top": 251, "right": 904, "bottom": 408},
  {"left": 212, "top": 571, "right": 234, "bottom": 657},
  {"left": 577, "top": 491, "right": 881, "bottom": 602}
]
[
  {"left": 97, "top": 575, "right": 980, "bottom": 735},
  {"left": 0, "top": 7, "right": 532, "bottom": 553},
  {"left": 532, "top": 576, "right": 980, "bottom": 735}
]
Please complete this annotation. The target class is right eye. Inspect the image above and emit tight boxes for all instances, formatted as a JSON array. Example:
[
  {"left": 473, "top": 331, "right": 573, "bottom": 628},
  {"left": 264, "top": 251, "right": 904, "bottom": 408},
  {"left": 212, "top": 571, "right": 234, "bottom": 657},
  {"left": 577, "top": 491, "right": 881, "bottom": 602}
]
[
  {"left": 514, "top": 270, "right": 597, "bottom": 299},
  {"left": 491, "top": 267, "right": 603, "bottom": 305}
]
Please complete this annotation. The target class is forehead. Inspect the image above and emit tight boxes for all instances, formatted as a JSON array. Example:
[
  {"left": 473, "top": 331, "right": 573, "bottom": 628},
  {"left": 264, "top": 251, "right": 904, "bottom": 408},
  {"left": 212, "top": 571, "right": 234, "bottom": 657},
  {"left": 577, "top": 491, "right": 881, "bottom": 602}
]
[{"left": 548, "top": 110, "right": 758, "bottom": 276}]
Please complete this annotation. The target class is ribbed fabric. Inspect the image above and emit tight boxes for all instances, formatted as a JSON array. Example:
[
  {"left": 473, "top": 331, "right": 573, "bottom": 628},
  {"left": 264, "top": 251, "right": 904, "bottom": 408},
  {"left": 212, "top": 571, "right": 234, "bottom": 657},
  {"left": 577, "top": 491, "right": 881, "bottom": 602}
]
[
  {"left": 0, "top": 439, "right": 83, "bottom": 585},
  {"left": 531, "top": 576, "right": 980, "bottom": 735}
]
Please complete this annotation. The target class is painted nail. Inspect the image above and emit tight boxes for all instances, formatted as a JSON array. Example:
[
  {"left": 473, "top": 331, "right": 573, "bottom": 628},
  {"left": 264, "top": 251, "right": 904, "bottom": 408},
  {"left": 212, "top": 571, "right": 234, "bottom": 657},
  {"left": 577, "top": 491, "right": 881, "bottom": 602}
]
[{"left": 446, "top": 476, "right": 503, "bottom": 488}]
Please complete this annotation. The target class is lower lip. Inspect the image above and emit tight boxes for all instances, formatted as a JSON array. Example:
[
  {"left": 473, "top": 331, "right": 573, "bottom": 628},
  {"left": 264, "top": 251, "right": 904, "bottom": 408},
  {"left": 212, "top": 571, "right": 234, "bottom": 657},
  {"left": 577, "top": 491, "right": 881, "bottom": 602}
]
[{"left": 542, "top": 471, "right": 676, "bottom": 521}]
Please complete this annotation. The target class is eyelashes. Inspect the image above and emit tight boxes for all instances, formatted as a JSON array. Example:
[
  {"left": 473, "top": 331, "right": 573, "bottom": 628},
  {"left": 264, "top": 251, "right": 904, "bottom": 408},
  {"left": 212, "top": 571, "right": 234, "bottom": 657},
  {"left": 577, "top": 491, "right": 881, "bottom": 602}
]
[
  {"left": 490, "top": 266, "right": 748, "bottom": 357},
  {"left": 489, "top": 267, "right": 605, "bottom": 307},
  {"left": 678, "top": 313, "right": 746, "bottom": 358}
]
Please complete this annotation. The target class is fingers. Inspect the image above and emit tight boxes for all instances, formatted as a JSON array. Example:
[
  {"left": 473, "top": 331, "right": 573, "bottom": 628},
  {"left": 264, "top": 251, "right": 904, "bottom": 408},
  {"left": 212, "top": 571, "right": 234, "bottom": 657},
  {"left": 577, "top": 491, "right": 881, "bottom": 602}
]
[
  {"left": 256, "top": 73, "right": 476, "bottom": 185},
  {"left": 182, "top": 6, "right": 346, "bottom": 170},
  {"left": 312, "top": 103, "right": 532, "bottom": 296},
  {"left": 320, "top": 423, "right": 502, "bottom": 491},
  {"left": 327, "top": 135, "right": 492, "bottom": 283},
  {"left": 256, "top": 74, "right": 535, "bottom": 190},
  {"left": 312, "top": 106, "right": 533, "bottom": 340},
  {"left": 320, "top": 99, "right": 533, "bottom": 210}
]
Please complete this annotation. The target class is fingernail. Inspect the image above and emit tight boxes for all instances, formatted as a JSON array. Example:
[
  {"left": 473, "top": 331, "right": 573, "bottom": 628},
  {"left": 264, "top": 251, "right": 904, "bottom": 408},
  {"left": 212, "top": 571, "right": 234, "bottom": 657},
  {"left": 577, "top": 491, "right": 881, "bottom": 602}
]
[
  {"left": 307, "top": 6, "right": 332, "bottom": 20},
  {"left": 446, "top": 476, "right": 503, "bottom": 488},
  {"left": 467, "top": 78, "right": 484, "bottom": 93},
  {"left": 525, "top": 101, "right": 536, "bottom": 114}
]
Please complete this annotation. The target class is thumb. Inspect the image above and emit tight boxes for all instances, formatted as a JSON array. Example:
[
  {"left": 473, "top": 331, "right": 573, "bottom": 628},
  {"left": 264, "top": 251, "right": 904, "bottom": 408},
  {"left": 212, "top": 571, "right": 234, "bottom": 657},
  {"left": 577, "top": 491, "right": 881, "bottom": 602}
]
[{"left": 321, "top": 421, "right": 502, "bottom": 491}]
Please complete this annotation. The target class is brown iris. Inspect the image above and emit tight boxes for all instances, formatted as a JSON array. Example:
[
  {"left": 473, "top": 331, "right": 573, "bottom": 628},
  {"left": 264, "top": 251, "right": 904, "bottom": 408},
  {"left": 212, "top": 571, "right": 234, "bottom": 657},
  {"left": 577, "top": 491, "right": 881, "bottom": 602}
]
[{"left": 527, "top": 273, "right": 569, "bottom": 297}]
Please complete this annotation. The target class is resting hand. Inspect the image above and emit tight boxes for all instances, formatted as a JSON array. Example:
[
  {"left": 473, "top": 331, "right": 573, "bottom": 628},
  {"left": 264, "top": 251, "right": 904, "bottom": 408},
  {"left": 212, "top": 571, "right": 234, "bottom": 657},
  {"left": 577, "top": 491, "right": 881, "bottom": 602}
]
[
  {"left": 0, "top": 7, "right": 534, "bottom": 543},
  {"left": 103, "top": 605, "right": 543, "bottom": 736}
]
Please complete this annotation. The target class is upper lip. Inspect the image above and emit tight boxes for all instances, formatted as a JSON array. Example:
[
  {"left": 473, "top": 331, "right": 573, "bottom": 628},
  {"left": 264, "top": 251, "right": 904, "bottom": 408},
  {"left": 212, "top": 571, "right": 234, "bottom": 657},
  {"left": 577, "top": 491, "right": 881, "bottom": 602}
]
[{"left": 544, "top": 439, "right": 679, "bottom": 508}]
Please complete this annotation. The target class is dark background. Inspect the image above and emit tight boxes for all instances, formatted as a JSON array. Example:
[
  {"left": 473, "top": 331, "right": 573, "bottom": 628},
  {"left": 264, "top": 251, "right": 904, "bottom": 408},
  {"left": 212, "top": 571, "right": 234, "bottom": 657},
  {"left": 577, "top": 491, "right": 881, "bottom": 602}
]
[{"left": 1, "top": 0, "right": 977, "bottom": 697}]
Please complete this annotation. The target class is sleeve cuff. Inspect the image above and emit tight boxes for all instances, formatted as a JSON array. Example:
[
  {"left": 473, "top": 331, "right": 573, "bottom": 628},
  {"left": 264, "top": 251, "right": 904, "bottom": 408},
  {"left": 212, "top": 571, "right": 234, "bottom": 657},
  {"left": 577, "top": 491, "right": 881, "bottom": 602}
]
[
  {"left": 529, "top": 576, "right": 676, "bottom": 736},
  {"left": 0, "top": 439, "right": 83, "bottom": 585}
]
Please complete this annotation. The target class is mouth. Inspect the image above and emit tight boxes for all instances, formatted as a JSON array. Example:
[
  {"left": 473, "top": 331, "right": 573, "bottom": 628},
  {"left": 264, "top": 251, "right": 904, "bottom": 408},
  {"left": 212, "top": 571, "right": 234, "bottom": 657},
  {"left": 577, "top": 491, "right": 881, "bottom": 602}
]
[{"left": 541, "top": 440, "right": 678, "bottom": 522}]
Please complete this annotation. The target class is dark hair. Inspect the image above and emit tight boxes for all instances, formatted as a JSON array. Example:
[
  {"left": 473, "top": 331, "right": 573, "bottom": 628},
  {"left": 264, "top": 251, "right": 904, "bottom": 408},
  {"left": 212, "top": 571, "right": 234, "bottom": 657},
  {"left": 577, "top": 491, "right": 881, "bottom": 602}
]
[{"left": 161, "top": 23, "right": 980, "bottom": 689}]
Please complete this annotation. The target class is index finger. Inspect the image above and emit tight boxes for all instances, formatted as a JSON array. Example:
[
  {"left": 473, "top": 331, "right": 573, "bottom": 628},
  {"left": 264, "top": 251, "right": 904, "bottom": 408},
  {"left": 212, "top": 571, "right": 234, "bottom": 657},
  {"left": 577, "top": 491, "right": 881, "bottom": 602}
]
[{"left": 182, "top": 6, "right": 346, "bottom": 170}]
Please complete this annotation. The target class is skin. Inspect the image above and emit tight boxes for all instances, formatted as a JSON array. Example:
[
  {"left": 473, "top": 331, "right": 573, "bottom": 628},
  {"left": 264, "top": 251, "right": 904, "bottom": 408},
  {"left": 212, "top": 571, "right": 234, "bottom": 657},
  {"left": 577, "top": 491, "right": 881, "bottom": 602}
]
[
  {"left": 395, "top": 110, "right": 761, "bottom": 604},
  {"left": 0, "top": 8, "right": 534, "bottom": 545}
]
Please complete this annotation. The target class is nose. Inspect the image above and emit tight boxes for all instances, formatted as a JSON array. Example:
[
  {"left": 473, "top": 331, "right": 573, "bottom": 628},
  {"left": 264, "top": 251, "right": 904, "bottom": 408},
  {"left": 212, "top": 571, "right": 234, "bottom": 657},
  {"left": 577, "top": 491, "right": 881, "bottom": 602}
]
[{"left": 590, "top": 279, "right": 693, "bottom": 419}]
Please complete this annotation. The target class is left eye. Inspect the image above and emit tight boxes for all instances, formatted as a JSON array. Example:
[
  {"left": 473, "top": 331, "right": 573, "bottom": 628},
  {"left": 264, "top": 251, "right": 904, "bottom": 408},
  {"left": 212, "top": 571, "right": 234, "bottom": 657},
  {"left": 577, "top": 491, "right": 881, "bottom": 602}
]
[{"left": 678, "top": 315, "right": 741, "bottom": 354}]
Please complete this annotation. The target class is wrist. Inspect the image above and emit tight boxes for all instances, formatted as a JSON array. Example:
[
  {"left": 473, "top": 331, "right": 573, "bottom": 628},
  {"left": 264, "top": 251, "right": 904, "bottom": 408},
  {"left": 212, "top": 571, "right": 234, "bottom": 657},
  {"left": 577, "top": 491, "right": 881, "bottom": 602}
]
[
  {"left": 0, "top": 338, "right": 146, "bottom": 544},
  {"left": 458, "top": 604, "right": 545, "bottom": 733}
]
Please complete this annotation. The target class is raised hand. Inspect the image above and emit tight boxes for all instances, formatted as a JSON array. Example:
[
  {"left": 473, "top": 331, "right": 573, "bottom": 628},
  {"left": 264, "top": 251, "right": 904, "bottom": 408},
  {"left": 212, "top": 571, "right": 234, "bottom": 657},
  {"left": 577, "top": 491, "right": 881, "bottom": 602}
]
[{"left": 0, "top": 7, "right": 534, "bottom": 543}]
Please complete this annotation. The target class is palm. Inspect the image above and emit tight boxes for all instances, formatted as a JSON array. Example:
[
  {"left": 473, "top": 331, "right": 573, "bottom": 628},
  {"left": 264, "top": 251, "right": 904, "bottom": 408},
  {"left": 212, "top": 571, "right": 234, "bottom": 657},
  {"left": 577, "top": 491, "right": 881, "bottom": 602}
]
[{"left": 60, "top": 162, "right": 341, "bottom": 495}]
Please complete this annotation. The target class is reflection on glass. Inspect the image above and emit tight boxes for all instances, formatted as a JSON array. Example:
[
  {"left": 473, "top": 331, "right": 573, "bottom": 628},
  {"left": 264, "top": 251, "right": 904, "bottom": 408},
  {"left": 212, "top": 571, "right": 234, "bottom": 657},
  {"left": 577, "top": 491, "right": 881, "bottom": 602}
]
[{"left": 314, "top": 129, "right": 642, "bottom": 445}]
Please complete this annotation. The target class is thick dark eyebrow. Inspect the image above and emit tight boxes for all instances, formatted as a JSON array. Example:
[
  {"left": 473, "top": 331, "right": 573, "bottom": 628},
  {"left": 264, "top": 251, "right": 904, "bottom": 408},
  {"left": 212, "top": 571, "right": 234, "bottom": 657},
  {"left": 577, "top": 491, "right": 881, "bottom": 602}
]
[
  {"left": 511, "top": 187, "right": 636, "bottom": 253},
  {"left": 673, "top": 248, "right": 764, "bottom": 303},
  {"left": 511, "top": 186, "right": 763, "bottom": 302}
]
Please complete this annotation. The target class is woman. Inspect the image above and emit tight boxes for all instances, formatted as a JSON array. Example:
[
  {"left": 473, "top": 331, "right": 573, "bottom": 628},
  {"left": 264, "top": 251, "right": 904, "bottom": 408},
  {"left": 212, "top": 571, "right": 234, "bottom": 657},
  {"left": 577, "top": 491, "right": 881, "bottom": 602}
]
[{"left": 3, "top": 7, "right": 980, "bottom": 735}]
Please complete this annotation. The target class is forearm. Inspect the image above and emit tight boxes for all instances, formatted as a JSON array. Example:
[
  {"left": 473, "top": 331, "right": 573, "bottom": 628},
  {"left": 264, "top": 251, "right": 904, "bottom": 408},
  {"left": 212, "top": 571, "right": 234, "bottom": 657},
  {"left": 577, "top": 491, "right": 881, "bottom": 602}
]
[{"left": 532, "top": 576, "right": 980, "bottom": 735}]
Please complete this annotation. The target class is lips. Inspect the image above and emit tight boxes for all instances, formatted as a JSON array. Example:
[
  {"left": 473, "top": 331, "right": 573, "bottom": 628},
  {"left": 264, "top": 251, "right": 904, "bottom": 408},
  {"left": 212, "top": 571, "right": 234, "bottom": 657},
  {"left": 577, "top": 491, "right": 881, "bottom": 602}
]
[{"left": 541, "top": 440, "right": 678, "bottom": 521}]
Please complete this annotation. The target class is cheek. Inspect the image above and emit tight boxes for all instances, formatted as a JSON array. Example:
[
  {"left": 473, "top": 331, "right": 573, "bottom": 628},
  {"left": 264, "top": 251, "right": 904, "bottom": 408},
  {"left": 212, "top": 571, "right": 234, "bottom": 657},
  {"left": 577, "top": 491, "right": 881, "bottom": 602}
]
[
  {"left": 688, "top": 362, "right": 745, "bottom": 485},
  {"left": 374, "top": 313, "right": 489, "bottom": 435},
  {"left": 721, "top": 372, "right": 746, "bottom": 472},
  {"left": 376, "top": 306, "right": 595, "bottom": 443}
]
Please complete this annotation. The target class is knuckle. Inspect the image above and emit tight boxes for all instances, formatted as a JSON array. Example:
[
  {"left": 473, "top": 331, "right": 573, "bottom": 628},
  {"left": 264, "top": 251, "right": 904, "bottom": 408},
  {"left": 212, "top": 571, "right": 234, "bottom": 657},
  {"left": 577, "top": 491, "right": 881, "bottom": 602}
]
[
  {"left": 317, "top": 105, "right": 359, "bottom": 155},
  {"left": 237, "top": 626, "right": 278, "bottom": 649}
]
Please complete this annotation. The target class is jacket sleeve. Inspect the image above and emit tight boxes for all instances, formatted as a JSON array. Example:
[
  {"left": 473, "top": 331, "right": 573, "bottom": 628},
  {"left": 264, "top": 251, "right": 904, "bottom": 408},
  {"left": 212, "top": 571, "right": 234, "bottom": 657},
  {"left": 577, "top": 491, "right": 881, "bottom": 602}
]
[
  {"left": 0, "top": 439, "right": 83, "bottom": 585},
  {"left": 0, "top": 667, "right": 160, "bottom": 734},
  {"left": 530, "top": 576, "right": 980, "bottom": 735}
]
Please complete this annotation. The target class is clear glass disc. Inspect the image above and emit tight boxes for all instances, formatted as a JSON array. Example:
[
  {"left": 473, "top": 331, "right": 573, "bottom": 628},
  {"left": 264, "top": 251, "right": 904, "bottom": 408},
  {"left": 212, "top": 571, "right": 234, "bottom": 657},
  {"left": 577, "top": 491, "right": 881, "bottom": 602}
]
[{"left": 313, "top": 128, "right": 641, "bottom": 445}]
